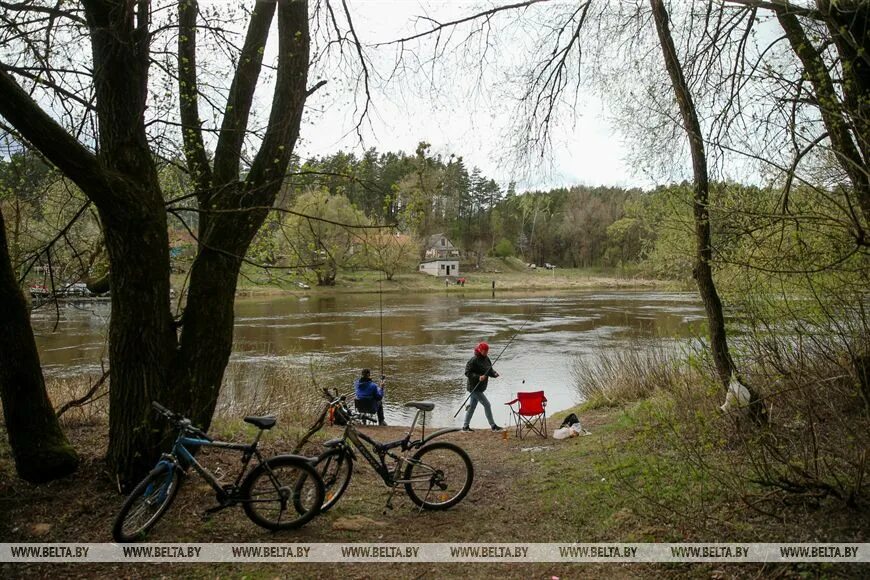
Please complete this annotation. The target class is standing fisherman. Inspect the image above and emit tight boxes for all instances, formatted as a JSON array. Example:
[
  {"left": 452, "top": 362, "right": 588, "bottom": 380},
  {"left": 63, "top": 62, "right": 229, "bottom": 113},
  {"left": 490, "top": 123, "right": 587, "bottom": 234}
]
[{"left": 462, "top": 342, "right": 503, "bottom": 432}]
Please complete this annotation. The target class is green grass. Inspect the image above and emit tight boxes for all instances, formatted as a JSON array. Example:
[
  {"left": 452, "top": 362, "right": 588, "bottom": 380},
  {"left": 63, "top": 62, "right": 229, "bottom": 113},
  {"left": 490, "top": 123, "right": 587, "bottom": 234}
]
[{"left": 518, "top": 400, "right": 868, "bottom": 548}]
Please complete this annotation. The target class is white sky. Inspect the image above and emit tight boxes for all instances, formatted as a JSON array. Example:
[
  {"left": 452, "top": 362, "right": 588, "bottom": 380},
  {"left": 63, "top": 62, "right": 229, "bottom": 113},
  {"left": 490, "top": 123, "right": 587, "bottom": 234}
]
[{"left": 287, "top": 0, "right": 640, "bottom": 190}]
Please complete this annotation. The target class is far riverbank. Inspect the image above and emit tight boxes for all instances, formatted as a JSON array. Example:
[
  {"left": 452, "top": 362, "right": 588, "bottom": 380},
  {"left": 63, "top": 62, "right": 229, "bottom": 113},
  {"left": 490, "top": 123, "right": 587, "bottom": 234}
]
[{"left": 222, "top": 261, "right": 685, "bottom": 298}]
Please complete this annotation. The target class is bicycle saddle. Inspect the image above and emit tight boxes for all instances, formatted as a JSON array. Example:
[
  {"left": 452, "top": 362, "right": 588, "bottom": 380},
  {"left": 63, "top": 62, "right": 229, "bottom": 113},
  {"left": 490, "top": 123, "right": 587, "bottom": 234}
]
[
  {"left": 404, "top": 401, "right": 435, "bottom": 411},
  {"left": 244, "top": 416, "right": 277, "bottom": 430}
]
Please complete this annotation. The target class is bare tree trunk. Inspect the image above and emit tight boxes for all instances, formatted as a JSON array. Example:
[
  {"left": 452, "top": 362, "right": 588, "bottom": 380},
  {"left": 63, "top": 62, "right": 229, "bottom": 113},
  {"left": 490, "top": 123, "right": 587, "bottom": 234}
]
[
  {"left": 100, "top": 203, "right": 178, "bottom": 487},
  {"left": 651, "top": 0, "right": 766, "bottom": 424},
  {"left": 0, "top": 208, "right": 79, "bottom": 482},
  {"left": 173, "top": 0, "right": 311, "bottom": 431}
]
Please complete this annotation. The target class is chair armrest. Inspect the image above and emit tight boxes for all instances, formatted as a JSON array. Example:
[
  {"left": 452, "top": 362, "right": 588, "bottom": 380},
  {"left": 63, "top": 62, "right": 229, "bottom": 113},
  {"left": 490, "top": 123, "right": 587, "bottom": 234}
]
[{"left": 505, "top": 399, "right": 519, "bottom": 405}]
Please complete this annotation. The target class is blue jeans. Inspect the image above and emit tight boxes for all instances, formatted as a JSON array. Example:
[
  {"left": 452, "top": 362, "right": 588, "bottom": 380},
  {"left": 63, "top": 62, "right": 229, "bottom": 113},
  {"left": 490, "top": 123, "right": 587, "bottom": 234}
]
[{"left": 463, "top": 390, "right": 496, "bottom": 428}]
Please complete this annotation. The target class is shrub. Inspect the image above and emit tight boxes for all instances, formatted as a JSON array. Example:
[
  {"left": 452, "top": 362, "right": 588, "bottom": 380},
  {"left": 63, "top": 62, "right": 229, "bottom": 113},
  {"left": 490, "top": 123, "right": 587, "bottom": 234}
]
[{"left": 493, "top": 238, "right": 514, "bottom": 258}]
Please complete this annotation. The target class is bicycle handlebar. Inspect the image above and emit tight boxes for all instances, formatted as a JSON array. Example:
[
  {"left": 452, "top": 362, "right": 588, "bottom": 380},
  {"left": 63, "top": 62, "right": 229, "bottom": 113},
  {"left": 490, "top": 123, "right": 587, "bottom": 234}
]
[
  {"left": 151, "top": 401, "right": 211, "bottom": 439},
  {"left": 152, "top": 401, "right": 178, "bottom": 421}
]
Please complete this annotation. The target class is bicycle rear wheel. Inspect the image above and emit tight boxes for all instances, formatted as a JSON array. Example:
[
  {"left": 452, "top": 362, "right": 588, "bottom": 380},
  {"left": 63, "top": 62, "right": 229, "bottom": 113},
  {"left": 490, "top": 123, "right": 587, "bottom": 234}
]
[
  {"left": 112, "top": 463, "right": 181, "bottom": 542},
  {"left": 240, "top": 455, "right": 324, "bottom": 530},
  {"left": 312, "top": 448, "right": 353, "bottom": 512},
  {"left": 404, "top": 441, "right": 473, "bottom": 510}
]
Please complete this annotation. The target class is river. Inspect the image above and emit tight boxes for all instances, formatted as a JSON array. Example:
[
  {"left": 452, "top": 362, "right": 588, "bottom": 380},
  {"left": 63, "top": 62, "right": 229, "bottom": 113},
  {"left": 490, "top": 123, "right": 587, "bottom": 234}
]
[{"left": 31, "top": 290, "right": 704, "bottom": 427}]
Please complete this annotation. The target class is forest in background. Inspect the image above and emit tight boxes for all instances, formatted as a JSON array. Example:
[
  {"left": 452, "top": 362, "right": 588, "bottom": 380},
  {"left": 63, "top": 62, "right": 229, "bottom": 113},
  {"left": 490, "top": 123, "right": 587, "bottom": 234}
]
[{"left": 6, "top": 139, "right": 844, "bottom": 289}]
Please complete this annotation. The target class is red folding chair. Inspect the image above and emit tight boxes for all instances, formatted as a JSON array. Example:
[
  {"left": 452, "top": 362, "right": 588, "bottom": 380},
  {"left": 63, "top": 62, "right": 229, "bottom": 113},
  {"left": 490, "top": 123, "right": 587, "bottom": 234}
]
[{"left": 505, "top": 391, "right": 547, "bottom": 439}]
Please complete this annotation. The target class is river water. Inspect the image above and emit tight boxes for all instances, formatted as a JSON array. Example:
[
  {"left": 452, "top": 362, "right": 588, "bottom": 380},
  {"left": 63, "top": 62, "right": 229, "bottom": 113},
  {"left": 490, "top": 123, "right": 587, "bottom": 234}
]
[{"left": 31, "top": 290, "right": 705, "bottom": 427}]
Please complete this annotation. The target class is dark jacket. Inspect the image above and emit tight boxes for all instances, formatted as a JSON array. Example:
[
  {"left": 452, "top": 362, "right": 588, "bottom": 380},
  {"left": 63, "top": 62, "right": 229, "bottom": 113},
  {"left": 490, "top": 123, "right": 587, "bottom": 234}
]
[
  {"left": 354, "top": 377, "right": 383, "bottom": 401},
  {"left": 465, "top": 355, "right": 498, "bottom": 392}
]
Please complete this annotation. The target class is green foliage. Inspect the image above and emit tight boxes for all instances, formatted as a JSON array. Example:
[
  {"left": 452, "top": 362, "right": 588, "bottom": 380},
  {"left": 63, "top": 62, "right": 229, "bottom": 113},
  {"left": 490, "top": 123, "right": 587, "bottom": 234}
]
[
  {"left": 278, "top": 188, "right": 369, "bottom": 286},
  {"left": 493, "top": 237, "right": 514, "bottom": 258},
  {"left": 362, "top": 231, "right": 417, "bottom": 280},
  {"left": 0, "top": 152, "right": 104, "bottom": 286}
]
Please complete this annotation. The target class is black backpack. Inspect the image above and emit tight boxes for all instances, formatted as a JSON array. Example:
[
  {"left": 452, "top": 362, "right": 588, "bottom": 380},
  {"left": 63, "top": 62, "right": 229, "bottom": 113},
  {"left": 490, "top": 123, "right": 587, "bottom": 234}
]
[{"left": 560, "top": 413, "right": 580, "bottom": 428}]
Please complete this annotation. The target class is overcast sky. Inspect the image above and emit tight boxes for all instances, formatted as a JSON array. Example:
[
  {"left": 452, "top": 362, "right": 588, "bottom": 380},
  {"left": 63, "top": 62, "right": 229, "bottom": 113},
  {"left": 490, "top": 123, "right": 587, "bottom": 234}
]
[{"left": 286, "top": 0, "right": 641, "bottom": 191}]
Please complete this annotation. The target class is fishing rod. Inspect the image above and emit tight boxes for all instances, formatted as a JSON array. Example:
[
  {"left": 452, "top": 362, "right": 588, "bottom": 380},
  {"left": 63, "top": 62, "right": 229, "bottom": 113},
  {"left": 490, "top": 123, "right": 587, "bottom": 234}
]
[
  {"left": 378, "top": 275, "right": 384, "bottom": 380},
  {"left": 452, "top": 297, "right": 551, "bottom": 418}
]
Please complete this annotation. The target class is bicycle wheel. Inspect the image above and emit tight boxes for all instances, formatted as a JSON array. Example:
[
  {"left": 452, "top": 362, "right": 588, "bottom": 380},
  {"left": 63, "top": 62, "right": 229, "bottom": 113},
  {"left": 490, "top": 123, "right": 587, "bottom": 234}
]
[
  {"left": 112, "top": 463, "right": 181, "bottom": 542},
  {"left": 312, "top": 448, "right": 353, "bottom": 512},
  {"left": 403, "top": 441, "right": 474, "bottom": 510},
  {"left": 240, "top": 455, "right": 324, "bottom": 530}
]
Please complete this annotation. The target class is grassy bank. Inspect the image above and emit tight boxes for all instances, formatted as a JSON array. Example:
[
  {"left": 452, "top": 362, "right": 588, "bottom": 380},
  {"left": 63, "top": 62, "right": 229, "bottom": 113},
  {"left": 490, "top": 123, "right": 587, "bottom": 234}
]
[
  {"left": 208, "top": 258, "right": 685, "bottom": 297},
  {"left": 1, "top": 392, "right": 866, "bottom": 578}
]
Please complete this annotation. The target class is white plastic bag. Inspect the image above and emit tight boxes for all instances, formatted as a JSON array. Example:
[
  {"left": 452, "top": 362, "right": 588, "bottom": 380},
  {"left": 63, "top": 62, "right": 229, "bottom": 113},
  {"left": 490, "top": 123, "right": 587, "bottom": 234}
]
[
  {"left": 720, "top": 379, "right": 751, "bottom": 414},
  {"left": 553, "top": 427, "right": 571, "bottom": 439}
]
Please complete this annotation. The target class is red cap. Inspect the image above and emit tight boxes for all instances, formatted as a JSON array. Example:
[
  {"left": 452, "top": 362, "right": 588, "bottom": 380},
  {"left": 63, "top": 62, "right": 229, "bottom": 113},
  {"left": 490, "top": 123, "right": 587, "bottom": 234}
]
[{"left": 474, "top": 342, "right": 489, "bottom": 356}]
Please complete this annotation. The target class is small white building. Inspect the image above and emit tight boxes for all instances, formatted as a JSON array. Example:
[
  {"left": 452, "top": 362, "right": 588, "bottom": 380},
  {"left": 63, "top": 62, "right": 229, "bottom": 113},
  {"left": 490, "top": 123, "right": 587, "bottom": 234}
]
[
  {"left": 419, "top": 259, "right": 459, "bottom": 277},
  {"left": 419, "top": 233, "right": 460, "bottom": 277}
]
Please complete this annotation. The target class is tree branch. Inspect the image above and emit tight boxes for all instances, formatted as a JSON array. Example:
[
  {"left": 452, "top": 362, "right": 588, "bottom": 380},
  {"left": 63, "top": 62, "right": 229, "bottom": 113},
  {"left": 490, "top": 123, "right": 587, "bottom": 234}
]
[
  {"left": 0, "top": 68, "right": 111, "bottom": 200},
  {"left": 177, "top": 0, "right": 212, "bottom": 194},
  {"left": 212, "top": 0, "right": 277, "bottom": 185}
]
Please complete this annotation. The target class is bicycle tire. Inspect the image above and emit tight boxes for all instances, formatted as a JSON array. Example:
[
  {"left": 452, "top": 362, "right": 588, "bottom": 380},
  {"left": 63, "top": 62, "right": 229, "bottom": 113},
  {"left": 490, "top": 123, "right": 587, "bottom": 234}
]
[
  {"left": 310, "top": 448, "right": 353, "bottom": 512},
  {"left": 403, "top": 441, "right": 474, "bottom": 510},
  {"left": 240, "top": 455, "right": 324, "bottom": 530},
  {"left": 112, "top": 463, "right": 182, "bottom": 542}
]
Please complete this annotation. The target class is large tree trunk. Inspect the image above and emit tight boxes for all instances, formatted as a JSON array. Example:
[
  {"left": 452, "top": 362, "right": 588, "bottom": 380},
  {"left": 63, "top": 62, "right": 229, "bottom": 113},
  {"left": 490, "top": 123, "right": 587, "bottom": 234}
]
[
  {"left": 173, "top": 0, "right": 311, "bottom": 432},
  {"left": 776, "top": 3, "right": 870, "bottom": 413},
  {"left": 100, "top": 202, "right": 178, "bottom": 488},
  {"left": 651, "top": 0, "right": 766, "bottom": 424},
  {"left": 83, "top": 2, "right": 182, "bottom": 489},
  {"left": 0, "top": 208, "right": 80, "bottom": 482}
]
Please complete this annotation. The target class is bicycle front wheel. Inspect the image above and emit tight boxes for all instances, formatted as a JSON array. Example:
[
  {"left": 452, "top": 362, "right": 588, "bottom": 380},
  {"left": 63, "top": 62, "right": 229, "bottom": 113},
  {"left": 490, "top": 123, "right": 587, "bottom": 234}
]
[
  {"left": 404, "top": 441, "right": 474, "bottom": 510},
  {"left": 241, "top": 455, "right": 324, "bottom": 531},
  {"left": 112, "top": 463, "right": 181, "bottom": 542}
]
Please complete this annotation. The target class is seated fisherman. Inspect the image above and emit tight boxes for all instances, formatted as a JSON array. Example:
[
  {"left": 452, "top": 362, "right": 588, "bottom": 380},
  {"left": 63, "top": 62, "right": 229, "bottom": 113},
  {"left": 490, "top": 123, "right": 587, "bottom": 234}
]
[{"left": 354, "top": 368, "right": 387, "bottom": 426}]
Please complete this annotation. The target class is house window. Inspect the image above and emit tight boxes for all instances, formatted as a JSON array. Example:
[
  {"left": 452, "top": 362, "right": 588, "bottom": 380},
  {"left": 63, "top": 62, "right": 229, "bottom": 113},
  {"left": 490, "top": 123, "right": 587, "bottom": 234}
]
[
  {"left": 441, "top": 238, "right": 445, "bottom": 246},
  {"left": 440, "top": 264, "right": 445, "bottom": 269}
]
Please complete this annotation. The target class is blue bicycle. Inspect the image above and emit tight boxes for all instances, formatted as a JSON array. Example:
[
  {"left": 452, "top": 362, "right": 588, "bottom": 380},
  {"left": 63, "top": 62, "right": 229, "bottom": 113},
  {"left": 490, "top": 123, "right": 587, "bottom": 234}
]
[{"left": 111, "top": 402, "right": 324, "bottom": 542}]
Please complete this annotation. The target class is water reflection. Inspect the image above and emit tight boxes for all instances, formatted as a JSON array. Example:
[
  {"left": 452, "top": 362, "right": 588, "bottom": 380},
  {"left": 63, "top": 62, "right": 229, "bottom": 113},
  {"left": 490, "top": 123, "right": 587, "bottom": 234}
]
[{"left": 31, "top": 290, "right": 705, "bottom": 427}]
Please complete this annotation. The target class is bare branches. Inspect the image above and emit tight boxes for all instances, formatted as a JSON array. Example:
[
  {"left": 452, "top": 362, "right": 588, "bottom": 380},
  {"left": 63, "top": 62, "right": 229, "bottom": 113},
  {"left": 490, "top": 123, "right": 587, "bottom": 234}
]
[
  {"left": 0, "top": 0, "right": 86, "bottom": 25},
  {"left": 55, "top": 368, "right": 109, "bottom": 419},
  {"left": 339, "top": 0, "right": 371, "bottom": 142},
  {"left": 212, "top": 0, "right": 277, "bottom": 185},
  {"left": 373, "top": 0, "right": 553, "bottom": 48},
  {"left": 513, "top": 1, "right": 591, "bottom": 158},
  {"left": 172, "top": 202, "right": 393, "bottom": 230}
]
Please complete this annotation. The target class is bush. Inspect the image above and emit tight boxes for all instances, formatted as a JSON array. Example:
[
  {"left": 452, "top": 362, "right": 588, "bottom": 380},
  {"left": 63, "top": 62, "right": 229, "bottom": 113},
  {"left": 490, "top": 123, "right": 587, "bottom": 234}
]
[
  {"left": 493, "top": 238, "right": 514, "bottom": 258},
  {"left": 573, "top": 331, "right": 869, "bottom": 509}
]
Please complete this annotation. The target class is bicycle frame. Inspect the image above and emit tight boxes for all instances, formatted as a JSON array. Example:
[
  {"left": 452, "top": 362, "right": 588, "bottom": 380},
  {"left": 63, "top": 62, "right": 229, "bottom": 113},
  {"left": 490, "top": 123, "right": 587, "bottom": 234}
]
[
  {"left": 325, "top": 405, "right": 460, "bottom": 486},
  {"left": 168, "top": 428, "right": 266, "bottom": 500}
]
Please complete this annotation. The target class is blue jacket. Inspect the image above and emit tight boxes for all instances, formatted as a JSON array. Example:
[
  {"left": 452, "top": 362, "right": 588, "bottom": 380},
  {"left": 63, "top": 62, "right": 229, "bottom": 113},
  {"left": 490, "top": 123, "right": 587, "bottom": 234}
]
[{"left": 354, "top": 377, "right": 383, "bottom": 401}]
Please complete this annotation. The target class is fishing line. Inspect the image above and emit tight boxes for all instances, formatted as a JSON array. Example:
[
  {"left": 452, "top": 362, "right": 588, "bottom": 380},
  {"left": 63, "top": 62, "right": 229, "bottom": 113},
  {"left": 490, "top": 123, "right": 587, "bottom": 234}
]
[{"left": 452, "top": 292, "right": 560, "bottom": 418}]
